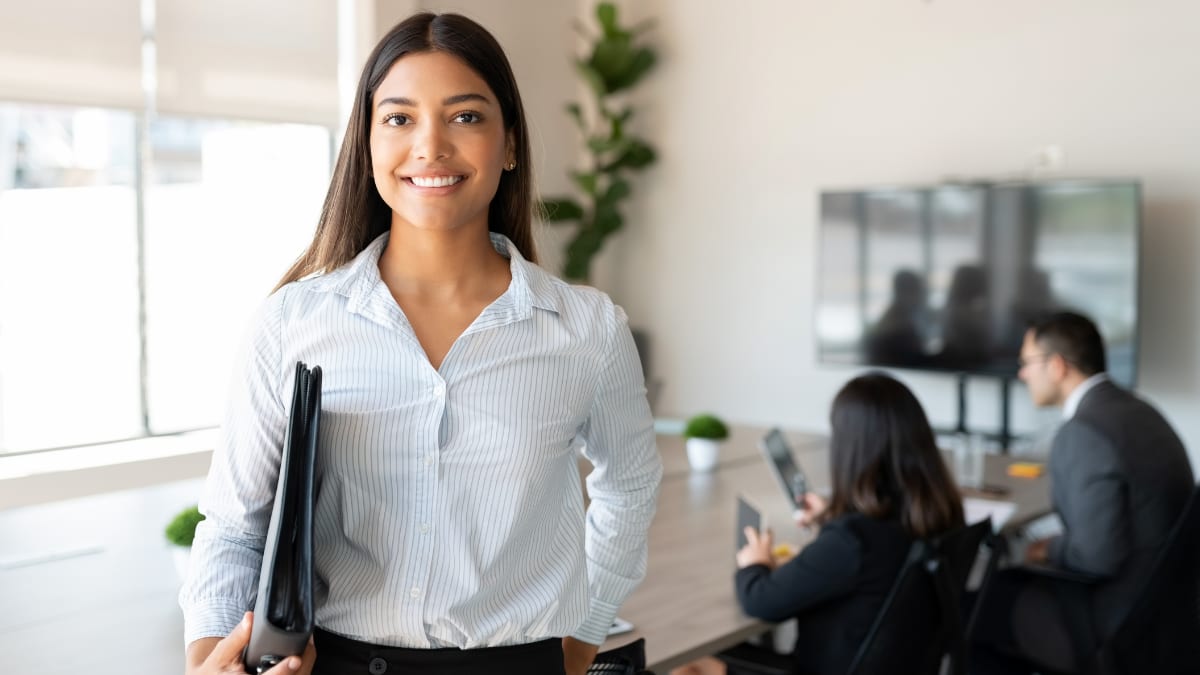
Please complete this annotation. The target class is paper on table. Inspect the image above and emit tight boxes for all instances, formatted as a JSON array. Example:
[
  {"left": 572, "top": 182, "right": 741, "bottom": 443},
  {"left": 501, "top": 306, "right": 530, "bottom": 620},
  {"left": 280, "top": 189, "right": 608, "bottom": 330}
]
[{"left": 963, "top": 497, "right": 1017, "bottom": 532}]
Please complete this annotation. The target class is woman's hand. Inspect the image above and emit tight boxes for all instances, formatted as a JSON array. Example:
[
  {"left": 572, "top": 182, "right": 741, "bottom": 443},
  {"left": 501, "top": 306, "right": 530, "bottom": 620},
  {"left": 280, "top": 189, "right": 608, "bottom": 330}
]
[
  {"left": 562, "top": 636, "right": 599, "bottom": 675},
  {"left": 185, "top": 612, "right": 316, "bottom": 675},
  {"left": 735, "top": 527, "right": 775, "bottom": 569},
  {"left": 1024, "top": 537, "right": 1051, "bottom": 564},
  {"left": 794, "top": 492, "right": 828, "bottom": 529}
]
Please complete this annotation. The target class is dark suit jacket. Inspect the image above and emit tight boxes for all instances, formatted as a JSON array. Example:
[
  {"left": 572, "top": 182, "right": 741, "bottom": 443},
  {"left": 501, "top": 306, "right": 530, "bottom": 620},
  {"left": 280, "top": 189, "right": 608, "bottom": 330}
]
[
  {"left": 1046, "top": 379, "right": 1194, "bottom": 637},
  {"left": 735, "top": 514, "right": 913, "bottom": 675}
]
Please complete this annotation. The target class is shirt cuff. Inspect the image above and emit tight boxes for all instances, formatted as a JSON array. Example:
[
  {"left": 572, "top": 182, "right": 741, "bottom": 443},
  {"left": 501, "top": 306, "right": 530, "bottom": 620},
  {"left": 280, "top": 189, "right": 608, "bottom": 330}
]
[
  {"left": 181, "top": 599, "right": 248, "bottom": 646},
  {"left": 571, "top": 596, "right": 621, "bottom": 645}
]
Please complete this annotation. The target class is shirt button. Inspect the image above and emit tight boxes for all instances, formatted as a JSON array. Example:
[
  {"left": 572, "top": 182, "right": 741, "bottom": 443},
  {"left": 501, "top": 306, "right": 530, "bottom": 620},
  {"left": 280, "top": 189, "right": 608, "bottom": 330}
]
[
  {"left": 410, "top": 586, "right": 421, "bottom": 598},
  {"left": 432, "top": 382, "right": 446, "bottom": 397},
  {"left": 424, "top": 454, "right": 434, "bottom": 466},
  {"left": 419, "top": 523, "right": 430, "bottom": 533},
  {"left": 368, "top": 657, "right": 388, "bottom": 674}
]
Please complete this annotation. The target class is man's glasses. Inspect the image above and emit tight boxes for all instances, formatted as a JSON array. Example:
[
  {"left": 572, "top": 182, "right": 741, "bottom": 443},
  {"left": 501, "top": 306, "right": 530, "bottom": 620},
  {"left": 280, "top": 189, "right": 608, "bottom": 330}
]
[{"left": 1017, "top": 352, "right": 1054, "bottom": 369}]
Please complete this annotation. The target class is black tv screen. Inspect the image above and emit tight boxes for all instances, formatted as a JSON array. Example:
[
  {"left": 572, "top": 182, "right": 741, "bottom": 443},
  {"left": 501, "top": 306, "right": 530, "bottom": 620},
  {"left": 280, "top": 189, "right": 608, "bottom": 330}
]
[{"left": 816, "top": 180, "right": 1140, "bottom": 387}]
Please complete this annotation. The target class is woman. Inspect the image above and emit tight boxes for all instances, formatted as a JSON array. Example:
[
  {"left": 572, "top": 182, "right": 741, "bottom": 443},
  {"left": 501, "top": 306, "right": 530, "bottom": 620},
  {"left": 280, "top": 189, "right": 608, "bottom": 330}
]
[
  {"left": 675, "top": 373, "right": 965, "bottom": 675},
  {"left": 180, "top": 12, "right": 661, "bottom": 675}
]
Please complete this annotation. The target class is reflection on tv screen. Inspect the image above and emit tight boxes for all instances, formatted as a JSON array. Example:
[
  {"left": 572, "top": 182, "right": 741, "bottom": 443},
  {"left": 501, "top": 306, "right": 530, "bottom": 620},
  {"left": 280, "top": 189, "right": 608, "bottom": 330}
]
[{"left": 816, "top": 180, "right": 1139, "bottom": 387}]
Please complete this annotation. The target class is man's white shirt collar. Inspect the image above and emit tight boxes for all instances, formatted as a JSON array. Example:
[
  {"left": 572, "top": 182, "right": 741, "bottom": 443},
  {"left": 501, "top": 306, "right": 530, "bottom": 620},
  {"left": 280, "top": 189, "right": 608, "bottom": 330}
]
[{"left": 1063, "top": 372, "right": 1109, "bottom": 419}]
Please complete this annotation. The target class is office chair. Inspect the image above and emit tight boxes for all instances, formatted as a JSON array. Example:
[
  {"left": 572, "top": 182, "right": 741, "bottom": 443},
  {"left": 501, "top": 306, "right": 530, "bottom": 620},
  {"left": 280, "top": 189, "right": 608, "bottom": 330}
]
[
  {"left": 1016, "top": 483, "right": 1200, "bottom": 675},
  {"left": 721, "top": 518, "right": 993, "bottom": 675}
]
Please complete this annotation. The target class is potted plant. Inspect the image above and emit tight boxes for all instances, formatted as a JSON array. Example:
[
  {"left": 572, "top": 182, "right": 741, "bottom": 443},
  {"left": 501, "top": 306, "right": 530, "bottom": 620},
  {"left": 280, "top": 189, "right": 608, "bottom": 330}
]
[
  {"left": 683, "top": 413, "right": 729, "bottom": 472},
  {"left": 165, "top": 504, "right": 205, "bottom": 582},
  {"left": 539, "top": 1, "right": 658, "bottom": 283}
]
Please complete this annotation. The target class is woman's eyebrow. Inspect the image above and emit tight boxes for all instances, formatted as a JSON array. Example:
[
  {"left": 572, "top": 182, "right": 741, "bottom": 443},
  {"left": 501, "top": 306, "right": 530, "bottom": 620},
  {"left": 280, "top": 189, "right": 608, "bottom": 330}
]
[{"left": 376, "top": 93, "right": 492, "bottom": 109}]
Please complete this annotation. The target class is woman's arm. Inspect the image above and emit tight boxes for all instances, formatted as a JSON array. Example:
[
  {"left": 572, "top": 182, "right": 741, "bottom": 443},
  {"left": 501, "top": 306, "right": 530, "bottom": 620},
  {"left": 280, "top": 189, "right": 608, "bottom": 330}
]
[
  {"left": 573, "top": 303, "right": 664, "bottom": 646},
  {"left": 735, "top": 520, "right": 863, "bottom": 622},
  {"left": 179, "top": 294, "right": 289, "bottom": 646}
]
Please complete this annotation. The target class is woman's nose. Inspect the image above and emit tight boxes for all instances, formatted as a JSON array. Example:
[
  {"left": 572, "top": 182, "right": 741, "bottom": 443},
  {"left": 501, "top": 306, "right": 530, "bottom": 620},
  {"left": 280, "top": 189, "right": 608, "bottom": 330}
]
[{"left": 412, "top": 120, "right": 451, "bottom": 161}]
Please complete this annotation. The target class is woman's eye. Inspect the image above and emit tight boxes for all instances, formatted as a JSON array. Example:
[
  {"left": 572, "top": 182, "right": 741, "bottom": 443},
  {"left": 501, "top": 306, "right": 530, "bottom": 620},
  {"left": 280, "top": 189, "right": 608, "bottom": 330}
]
[
  {"left": 383, "top": 113, "right": 409, "bottom": 126},
  {"left": 453, "top": 111, "right": 481, "bottom": 124}
]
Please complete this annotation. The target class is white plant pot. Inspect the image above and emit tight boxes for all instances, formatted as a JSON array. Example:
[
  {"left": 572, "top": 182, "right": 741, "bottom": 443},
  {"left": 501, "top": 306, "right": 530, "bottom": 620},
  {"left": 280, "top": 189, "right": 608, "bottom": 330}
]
[
  {"left": 686, "top": 438, "right": 721, "bottom": 472},
  {"left": 172, "top": 545, "right": 191, "bottom": 583}
]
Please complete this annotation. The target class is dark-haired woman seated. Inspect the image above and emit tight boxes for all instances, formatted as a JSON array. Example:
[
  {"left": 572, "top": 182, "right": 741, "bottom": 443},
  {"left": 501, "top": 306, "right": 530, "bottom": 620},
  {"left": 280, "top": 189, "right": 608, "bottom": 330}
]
[{"left": 672, "top": 373, "right": 965, "bottom": 675}]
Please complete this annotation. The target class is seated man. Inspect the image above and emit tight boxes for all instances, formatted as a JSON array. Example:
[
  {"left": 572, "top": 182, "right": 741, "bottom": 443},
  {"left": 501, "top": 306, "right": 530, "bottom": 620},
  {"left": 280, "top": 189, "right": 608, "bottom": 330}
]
[{"left": 973, "top": 311, "right": 1194, "bottom": 672}]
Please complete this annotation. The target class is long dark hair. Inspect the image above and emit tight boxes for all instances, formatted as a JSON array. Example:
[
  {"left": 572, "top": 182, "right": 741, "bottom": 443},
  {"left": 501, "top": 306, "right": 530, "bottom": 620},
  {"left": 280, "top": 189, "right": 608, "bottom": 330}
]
[
  {"left": 275, "top": 12, "right": 537, "bottom": 290},
  {"left": 824, "top": 373, "right": 965, "bottom": 539}
]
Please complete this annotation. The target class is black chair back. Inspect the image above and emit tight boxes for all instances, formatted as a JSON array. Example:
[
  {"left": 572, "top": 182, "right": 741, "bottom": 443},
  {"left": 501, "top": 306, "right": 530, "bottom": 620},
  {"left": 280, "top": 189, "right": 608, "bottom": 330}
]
[
  {"left": 1101, "top": 484, "right": 1200, "bottom": 674},
  {"left": 848, "top": 518, "right": 992, "bottom": 675}
]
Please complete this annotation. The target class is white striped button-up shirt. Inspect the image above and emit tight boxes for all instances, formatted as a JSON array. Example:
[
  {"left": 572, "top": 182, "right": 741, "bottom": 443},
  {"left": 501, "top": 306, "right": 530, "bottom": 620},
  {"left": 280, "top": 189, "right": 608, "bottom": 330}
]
[{"left": 179, "top": 232, "right": 662, "bottom": 648}]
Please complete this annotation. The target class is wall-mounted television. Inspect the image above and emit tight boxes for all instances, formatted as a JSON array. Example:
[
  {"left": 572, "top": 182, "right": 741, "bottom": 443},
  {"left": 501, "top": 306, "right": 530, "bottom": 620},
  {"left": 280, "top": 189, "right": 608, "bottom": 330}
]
[{"left": 816, "top": 179, "right": 1140, "bottom": 387}]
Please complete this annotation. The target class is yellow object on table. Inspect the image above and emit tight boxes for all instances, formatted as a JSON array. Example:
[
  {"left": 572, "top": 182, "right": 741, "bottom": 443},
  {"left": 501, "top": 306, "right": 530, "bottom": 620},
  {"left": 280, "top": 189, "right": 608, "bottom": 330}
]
[{"left": 1007, "top": 462, "right": 1046, "bottom": 478}]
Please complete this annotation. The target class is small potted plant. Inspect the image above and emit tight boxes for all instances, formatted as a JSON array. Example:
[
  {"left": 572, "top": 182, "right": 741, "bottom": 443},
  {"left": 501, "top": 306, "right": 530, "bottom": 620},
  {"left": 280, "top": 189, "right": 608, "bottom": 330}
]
[
  {"left": 683, "top": 413, "right": 729, "bottom": 472},
  {"left": 165, "top": 504, "right": 205, "bottom": 582}
]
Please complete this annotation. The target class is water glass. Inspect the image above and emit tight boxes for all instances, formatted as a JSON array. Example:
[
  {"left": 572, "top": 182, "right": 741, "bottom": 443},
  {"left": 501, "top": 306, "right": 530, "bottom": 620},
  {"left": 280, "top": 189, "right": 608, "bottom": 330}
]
[{"left": 953, "top": 432, "right": 986, "bottom": 489}]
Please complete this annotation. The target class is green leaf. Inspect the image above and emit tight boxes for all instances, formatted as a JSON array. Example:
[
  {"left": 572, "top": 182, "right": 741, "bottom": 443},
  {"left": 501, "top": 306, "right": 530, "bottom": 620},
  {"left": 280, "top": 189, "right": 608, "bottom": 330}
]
[
  {"left": 539, "top": 197, "right": 584, "bottom": 222},
  {"left": 574, "top": 60, "right": 607, "bottom": 97},
  {"left": 606, "top": 47, "right": 656, "bottom": 94},
  {"left": 603, "top": 138, "right": 656, "bottom": 172},
  {"left": 570, "top": 171, "right": 598, "bottom": 196},
  {"left": 590, "top": 36, "right": 635, "bottom": 92},
  {"left": 593, "top": 206, "right": 624, "bottom": 235},
  {"left": 565, "top": 102, "right": 585, "bottom": 131},
  {"left": 609, "top": 115, "right": 625, "bottom": 142},
  {"left": 601, "top": 178, "right": 631, "bottom": 205},
  {"left": 596, "top": 3, "right": 621, "bottom": 39},
  {"left": 565, "top": 227, "right": 606, "bottom": 282},
  {"left": 587, "top": 135, "right": 624, "bottom": 154}
]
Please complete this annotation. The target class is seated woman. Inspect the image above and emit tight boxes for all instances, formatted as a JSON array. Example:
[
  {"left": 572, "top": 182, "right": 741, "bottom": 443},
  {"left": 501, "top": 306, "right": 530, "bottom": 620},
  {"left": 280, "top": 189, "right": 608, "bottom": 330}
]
[{"left": 672, "top": 373, "right": 965, "bottom": 675}]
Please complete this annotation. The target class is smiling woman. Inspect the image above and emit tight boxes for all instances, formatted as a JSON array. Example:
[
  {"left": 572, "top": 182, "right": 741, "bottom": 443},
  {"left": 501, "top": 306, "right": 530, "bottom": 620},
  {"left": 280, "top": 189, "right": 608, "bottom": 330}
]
[{"left": 179, "top": 11, "right": 661, "bottom": 675}]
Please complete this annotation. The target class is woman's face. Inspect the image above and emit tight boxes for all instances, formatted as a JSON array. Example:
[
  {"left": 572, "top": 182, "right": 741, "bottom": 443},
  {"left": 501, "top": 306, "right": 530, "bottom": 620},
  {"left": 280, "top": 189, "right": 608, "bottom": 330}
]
[{"left": 369, "top": 50, "right": 513, "bottom": 234}]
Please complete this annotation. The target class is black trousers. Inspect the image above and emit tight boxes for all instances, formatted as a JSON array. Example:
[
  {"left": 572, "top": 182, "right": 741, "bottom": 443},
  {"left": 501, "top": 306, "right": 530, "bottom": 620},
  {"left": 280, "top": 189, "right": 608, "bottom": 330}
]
[{"left": 312, "top": 627, "right": 566, "bottom": 675}]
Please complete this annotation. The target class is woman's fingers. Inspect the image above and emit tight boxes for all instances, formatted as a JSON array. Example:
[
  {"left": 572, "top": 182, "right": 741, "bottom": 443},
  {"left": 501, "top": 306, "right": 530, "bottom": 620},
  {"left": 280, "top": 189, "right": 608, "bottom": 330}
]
[{"left": 208, "top": 612, "right": 254, "bottom": 668}]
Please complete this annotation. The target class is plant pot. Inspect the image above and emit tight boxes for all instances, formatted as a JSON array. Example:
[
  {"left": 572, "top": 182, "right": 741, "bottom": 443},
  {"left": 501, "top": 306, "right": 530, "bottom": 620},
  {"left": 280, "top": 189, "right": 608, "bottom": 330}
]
[
  {"left": 172, "top": 545, "right": 191, "bottom": 583},
  {"left": 685, "top": 438, "right": 721, "bottom": 472}
]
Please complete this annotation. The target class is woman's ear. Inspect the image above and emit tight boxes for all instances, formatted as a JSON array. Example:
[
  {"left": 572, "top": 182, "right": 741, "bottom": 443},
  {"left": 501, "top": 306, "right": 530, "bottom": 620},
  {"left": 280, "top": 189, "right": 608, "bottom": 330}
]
[{"left": 505, "top": 130, "right": 516, "bottom": 169}]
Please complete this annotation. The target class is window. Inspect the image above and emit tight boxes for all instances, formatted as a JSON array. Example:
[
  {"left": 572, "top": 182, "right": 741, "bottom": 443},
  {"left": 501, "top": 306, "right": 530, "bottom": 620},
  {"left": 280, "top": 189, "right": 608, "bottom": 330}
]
[{"left": 0, "top": 102, "right": 330, "bottom": 453}]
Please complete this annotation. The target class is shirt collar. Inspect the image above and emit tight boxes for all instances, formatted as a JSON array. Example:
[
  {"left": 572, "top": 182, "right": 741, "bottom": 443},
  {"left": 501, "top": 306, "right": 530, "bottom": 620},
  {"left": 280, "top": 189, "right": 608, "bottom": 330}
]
[
  {"left": 319, "top": 230, "right": 563, "bottom": 317},
  {"left": 488, "top": 232, "right": 563, "bottom": 316},
  {"left": 1063, "top": 372, "right": 1109, "bottom": 419}
]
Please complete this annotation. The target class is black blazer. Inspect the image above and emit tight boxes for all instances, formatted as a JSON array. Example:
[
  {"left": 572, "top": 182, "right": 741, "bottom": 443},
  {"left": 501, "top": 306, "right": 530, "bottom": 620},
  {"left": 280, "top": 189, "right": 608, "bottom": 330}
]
[
  {"left": 1047, "top": 379, "right": 1194, "bottom": 637},
  {"left": 735, "top": 513, "right": 912, "bottom": 675}
]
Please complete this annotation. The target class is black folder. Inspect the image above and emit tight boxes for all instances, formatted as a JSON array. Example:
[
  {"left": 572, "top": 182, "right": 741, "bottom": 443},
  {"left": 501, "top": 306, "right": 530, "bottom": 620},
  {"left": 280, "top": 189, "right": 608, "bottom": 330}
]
[{"left": 244, "top": 361, "right": 321, "bottom": 674}]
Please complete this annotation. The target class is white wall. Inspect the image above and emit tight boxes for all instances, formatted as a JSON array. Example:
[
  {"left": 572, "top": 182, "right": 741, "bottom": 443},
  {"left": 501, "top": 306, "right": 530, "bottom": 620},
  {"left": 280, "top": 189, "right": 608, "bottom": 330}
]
[{"left": 580, "top": 0, "right": 1200, "bottom": 463}]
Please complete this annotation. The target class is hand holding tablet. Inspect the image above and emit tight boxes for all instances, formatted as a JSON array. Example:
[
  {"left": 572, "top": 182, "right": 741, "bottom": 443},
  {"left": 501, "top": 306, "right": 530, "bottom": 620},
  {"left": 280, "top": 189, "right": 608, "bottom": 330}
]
[{"left": 736, "top": 495, "right": 763, "bottom": 551}]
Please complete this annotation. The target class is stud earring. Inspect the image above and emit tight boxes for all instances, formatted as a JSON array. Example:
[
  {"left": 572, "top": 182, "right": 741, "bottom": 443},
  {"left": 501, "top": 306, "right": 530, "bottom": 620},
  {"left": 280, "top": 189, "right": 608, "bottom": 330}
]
[{"left": 505, "top": 161, "right": 517, "bottom": 171}]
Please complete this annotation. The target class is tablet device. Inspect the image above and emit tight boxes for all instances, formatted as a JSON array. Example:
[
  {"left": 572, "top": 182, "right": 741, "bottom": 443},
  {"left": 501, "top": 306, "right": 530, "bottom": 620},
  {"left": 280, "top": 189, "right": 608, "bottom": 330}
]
[
  {"left": 736, "top": 495, "right": 763, "bottom": 551},
  {"left": 758, "top": 428, "right": 808, "bottom": 517},
  {"left": 608, "top": 617, "right": 634, "bottom": 636}
]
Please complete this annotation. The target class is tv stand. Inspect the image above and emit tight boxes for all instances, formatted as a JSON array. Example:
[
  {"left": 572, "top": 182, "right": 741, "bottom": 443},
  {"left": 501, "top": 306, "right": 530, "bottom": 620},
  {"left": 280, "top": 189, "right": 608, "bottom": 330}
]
[{"left": 952, "top": 373, "right": 1016, "bottom": 453}]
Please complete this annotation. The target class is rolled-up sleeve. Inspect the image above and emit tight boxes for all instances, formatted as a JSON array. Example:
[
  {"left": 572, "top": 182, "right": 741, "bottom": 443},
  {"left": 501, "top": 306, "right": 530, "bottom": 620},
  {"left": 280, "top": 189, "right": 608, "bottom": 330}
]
[
  {"left": 573, "top": 304, "right": 663, "bottom": 645},
  {"left": 178, "top": 292, "right": 288, "bottom": 645}
]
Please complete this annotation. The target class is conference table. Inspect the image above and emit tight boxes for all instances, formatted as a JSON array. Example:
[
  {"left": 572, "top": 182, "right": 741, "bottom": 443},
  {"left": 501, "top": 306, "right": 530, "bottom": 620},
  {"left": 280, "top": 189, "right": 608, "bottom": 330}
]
[{"left": 598, "top": 426, "right": 1052, "bottom": 672}]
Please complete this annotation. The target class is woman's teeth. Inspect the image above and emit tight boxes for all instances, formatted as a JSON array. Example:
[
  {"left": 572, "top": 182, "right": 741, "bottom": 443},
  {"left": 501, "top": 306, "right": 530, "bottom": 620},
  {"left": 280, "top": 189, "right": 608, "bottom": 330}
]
[{"left": 410, "top": 175, "right": 463, "bottom": 188}]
